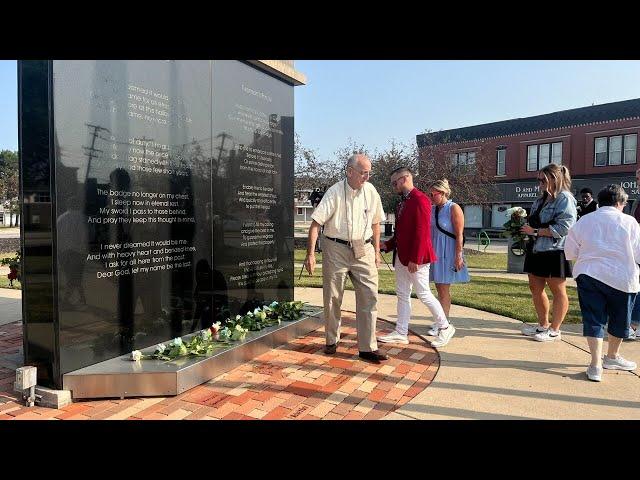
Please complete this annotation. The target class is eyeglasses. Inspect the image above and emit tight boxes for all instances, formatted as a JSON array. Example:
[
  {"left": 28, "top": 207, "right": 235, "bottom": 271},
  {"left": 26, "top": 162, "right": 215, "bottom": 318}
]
[
  {"left": 349, "top": 166, "right": 371, "bottom": 178},
  {"left": 390, "top": 175, "right": 408, "bottom": 187},
  {"left": 429, "top": 191, "right": 443, "bottom": 197}
]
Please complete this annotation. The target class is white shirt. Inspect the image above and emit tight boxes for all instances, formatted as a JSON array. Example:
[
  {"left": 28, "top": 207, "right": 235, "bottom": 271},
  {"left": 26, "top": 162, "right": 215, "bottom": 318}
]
[
  {"left": 565, "top": 206, "right": 640, "bottom": 293},
  {"left": 311, "top": 180, "right": 385, "bottom": 242}
]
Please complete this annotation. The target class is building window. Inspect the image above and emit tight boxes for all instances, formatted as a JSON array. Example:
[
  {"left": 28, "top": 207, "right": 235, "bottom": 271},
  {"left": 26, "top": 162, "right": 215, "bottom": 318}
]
[
  {"left": 496, "top": 148, "right": 506, "bottom": 176},
  {"left": 551, "top": 142, "right": 562, "bottom": 164},
  {"left": 527, "top": 145, "right": 537, "bottom": 171},
  {"left": 451, "top": 150, "right": 477, "bottom": 167},
  {"left": 467, "top": 151, "right": 476, "bottom": 164},
  {"left": 624, "top": 134, "right": 637, "bottom": 164},
  {"left": 595, "top": 134, "right": 637, "bottom": 166},
  {"left": 595, "top": 137, "right": 608, "bottom": 166},
  {"left": 297, "top": 208, "right": 303, "bottom": 215},
  {"left": 526, "top": 142, "right": 563, "bottom": 171}
]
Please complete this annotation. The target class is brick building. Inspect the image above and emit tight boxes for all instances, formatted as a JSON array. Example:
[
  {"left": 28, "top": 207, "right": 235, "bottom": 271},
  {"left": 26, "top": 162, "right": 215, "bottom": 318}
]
[{"left": 417, "top": 98, "right": 640, "bottom": 234}]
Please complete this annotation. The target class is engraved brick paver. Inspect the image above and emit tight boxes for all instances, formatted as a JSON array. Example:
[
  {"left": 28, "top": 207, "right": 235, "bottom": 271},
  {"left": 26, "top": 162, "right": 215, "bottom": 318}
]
[{"left": 0, "top": 313, "right": 439, "bottom": 420}]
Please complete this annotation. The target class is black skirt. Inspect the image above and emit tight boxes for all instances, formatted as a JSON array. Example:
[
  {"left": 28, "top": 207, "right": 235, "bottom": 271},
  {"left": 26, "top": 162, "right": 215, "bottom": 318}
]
[{"left": 523, "top": 249, "right": 573, "bottom": 278}]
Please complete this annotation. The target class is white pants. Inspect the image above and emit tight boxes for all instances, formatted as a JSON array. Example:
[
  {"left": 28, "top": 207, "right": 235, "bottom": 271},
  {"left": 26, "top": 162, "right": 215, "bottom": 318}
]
[{"left": 394, "top": 258, "right": 449, "bottom": 335}]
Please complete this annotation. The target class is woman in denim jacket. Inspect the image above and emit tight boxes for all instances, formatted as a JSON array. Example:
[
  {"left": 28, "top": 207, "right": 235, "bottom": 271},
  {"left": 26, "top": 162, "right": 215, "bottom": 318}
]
[{"left": 520, "top": 163, "right": 577, "bottom": 342}]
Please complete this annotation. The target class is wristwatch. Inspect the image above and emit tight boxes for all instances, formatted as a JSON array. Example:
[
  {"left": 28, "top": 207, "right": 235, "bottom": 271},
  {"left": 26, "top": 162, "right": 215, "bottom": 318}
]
[{"left": 533, "top": 229, "right": 539, "bottom": 237}]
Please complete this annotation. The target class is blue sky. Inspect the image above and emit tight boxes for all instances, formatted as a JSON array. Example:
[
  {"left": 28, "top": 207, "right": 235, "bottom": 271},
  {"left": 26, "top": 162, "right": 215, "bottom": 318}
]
[{"left": 1, "top": 60, "right": 640, "bottom": 159}]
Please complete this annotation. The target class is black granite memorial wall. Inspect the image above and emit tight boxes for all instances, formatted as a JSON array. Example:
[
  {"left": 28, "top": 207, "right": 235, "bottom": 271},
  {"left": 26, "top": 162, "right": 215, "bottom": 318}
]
[{"left": 18, "top": 61, "right": 294, "bottom": 388}]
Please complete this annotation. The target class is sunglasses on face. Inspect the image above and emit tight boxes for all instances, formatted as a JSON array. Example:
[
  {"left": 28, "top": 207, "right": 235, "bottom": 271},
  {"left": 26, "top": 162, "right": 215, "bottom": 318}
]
[{"left": 390, "top": 175, "right": 408, "bottom": 187}]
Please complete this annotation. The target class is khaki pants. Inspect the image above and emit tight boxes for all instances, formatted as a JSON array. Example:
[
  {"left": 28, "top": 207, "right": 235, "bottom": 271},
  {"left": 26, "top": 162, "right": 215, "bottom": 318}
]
[{"left": 322, "top": 237, "right": 379, "bottom": 352}]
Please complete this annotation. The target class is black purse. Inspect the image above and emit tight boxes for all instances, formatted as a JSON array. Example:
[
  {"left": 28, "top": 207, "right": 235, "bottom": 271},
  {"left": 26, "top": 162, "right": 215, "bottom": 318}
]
[{"left": 526, "top": 193, "right": 555, "bottom": 253}]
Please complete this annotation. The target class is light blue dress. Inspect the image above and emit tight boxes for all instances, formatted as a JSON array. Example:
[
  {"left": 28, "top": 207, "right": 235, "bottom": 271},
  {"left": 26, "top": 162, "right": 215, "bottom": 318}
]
[{"left": 429, "top": 200, "right": 471, "bottom": 284}]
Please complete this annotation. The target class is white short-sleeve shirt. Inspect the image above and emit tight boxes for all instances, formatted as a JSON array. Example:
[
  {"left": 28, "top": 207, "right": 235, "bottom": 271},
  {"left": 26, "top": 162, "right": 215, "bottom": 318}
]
[{"left": 311, "top": 180, "right": 385, "bottom": 242}]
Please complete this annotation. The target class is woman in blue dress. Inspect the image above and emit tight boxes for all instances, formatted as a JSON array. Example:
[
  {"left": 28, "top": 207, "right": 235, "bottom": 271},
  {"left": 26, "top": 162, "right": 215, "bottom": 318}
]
[{"left": 428, "top": 179, "right": 470, "bottom": 325}]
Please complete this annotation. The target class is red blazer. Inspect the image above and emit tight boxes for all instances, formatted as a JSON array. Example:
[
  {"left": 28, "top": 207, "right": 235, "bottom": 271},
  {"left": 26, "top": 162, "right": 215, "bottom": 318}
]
[{"left": 383, "top": 188, "right": 437, "bottom": 266}]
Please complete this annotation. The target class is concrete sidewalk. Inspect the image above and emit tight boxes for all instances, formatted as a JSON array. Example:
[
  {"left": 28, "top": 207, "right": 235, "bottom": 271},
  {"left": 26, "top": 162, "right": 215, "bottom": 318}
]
[
  {"left": 0, "top": 288, "right": 21, "bottom": 326},
  {"left": 296, "top": 287, "right": 640, "bottom": 419},
  {"left": 4, "top": 286, "right": 639, "bottom": 419}
]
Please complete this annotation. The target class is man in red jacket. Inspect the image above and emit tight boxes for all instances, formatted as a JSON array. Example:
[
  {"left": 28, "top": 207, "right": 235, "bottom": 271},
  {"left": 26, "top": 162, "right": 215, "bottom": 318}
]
[{"left": 378, "top": 167, "right": 454, "bottom": 348}]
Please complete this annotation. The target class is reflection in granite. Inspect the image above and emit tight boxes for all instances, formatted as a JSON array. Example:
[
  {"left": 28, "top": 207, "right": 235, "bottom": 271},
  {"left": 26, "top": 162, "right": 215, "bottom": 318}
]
[{"left": 19, "top": 60, "right": 294, "bottom": 388}]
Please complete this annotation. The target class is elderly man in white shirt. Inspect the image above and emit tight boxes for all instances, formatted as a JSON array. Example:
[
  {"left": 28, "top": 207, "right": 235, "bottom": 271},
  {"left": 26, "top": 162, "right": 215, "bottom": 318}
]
[
  {"left": 565, "top": 184, "right": 640, "bottom": 382},
  {"left": 303, "top": 154, "right": 388, "bottom": 364}
]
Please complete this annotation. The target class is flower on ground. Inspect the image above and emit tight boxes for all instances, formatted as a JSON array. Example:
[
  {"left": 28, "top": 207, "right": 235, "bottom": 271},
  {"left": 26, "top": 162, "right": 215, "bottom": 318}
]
[
  {"left": 130, "top": 350, "right": 142, "bottom": 361},
  {"left": 231, "top": 324, "right": 249, "bottom": 341},
  {"left": 156, "top": 343, "right": 166, "bottom": 354},
  {"left": 210, "top": 321, "right": 221, "bottom": 340}
]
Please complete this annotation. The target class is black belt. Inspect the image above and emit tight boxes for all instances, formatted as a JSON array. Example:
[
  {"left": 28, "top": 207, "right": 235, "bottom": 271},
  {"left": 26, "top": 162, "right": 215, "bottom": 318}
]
[{"left": 324, "top": 236, "right": 372, "bottom": 246}]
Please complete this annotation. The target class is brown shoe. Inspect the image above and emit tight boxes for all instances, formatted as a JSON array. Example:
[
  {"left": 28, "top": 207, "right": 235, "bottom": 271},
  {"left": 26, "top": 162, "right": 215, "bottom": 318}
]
[
  {"left": 358, "top": 350, "right": 388, "bottom": 364},
  {"left": 324, "top": 344, "right": 337, "bottom": 354}
]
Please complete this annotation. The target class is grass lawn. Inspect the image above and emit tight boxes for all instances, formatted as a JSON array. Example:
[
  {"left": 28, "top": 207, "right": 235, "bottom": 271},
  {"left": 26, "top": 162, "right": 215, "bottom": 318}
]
[
  {"left": 0, "top": 253, "right": 21, "bottom": 290},
  {"left": 296, "top": 267, "right": 581, "bottom": 324},
  {"left": 0, "top": 276, "right": 21, "bottom": 290},
  {"left": 294, "top": 248, "right": 507, "bottom": 271}
]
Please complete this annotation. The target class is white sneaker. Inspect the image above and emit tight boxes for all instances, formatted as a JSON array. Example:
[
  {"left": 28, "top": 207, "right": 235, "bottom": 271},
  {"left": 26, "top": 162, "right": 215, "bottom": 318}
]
[
  {"left": 431, "top": 325, "right": 455, "bottom": 348},
  {"left": 602, "top": 355, "right": 637, "bottom": 371},
  {"left": 521, "top": 324, "right": 549, "bottom": 336},
  {"left": 427, "top": 324, "right": 439, "bottom": 336},
  {"left": 533, "top": 329, "right": 561, "bottom": 342},
  {"left": 626, "top": 327, "right": 638, "bottom": 341},
  {"left": 586, "top": 365, "right": 602, "bottom": 382},
  {"left": 377, "top": 330, "right": 409, "bottom": 345}
]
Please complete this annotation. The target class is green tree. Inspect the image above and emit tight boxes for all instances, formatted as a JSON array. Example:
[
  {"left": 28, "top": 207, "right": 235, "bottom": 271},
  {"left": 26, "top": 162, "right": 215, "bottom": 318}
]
[
  {"left": 294, "top": 133, "right": 321, "bottom": 192},
  {"left": 417, "top": 130, "right": 497, "bottom": 206},
  {"left": 369, "top": 140, "right": 419, "bottom": 214},
  {"left": 0, "top": 150, "right": 19, "bottom": 226}
]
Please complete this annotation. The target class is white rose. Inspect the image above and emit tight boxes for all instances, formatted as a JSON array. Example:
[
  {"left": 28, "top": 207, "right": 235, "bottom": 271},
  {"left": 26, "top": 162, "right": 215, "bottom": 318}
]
[
  {"left": 156, "top": 344, "right": 166, "bottom": 354},
  {"left": 171, "top": 337, "right": 183, "bottom": 346},
  {"left": 130, "top": 350, "right": 142, "bottom": 361}
]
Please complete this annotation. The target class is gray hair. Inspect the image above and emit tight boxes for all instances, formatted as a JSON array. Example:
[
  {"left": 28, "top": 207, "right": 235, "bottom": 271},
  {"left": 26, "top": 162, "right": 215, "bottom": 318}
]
[
  {"left": 346, "top": 153, "right": 369, "bottom": 169},
  {"left": 597, "top": 184, "right": 628, "bottom": 207}
]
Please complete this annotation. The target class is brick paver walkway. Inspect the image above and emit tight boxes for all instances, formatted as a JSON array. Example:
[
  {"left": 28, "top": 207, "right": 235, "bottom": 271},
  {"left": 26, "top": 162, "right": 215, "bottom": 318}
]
[{"left": 0, "top": 312, "right": 439, "bottom": 420}]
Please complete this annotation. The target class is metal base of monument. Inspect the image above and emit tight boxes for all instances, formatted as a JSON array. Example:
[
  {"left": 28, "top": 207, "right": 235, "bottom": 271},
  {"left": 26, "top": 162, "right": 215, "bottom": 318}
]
[{"left": 62, "top": 309, "right": 324, "bottom": 400}]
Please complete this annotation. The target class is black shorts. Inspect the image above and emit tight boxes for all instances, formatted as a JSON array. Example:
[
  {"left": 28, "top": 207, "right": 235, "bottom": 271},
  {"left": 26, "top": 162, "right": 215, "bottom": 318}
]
[{"left": 523, "top": 249, "right": 572, "bottom": 278}]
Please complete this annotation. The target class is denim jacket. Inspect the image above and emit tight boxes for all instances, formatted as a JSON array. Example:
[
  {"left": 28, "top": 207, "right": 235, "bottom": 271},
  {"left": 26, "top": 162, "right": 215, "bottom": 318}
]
[{"left": 530, "top": 190, "right": 577, "bottom": 253}]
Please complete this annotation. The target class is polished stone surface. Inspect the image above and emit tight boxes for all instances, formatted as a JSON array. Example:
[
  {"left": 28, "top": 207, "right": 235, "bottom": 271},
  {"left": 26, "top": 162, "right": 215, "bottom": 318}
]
[{"left": 19, "top": 61, "right": 295, "bottom": 388}]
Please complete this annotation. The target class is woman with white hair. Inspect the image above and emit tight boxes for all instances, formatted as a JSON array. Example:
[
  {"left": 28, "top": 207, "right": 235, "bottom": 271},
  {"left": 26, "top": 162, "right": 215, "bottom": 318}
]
[{"left": 565, "top": 184, "right": 640, "bottom": 381}]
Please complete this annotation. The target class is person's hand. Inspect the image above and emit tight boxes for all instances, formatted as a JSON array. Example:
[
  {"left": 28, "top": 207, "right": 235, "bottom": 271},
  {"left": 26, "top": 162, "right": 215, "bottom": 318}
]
[
  {"left": 520, "top": 224, "right": 535, "bottom": 235},
  {"left": 454, "top": 254, "right": 464, "bottom": 272},
  {"left": 304, "top": 253, "right": 316, "bottom": 275},
  {"left": 408, "top": 261, "right": 418, "bottom": 273},
  {"left": 376, "top": 251, "right": 382, "bottom": 268}
]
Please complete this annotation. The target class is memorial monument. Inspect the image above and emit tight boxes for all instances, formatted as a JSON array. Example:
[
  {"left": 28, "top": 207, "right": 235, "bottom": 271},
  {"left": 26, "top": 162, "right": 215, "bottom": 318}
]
[{"left": 18, "top": 60, "right": 309, "bottom": 395}]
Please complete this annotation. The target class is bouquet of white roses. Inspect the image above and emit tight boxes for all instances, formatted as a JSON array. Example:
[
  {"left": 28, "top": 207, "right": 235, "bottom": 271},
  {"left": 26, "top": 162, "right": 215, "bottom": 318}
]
[
  {"left": 502, "top": 207, "right": 528, "bottom": 245},
  {"left": 130, "top": 301, "right": 312, "bottom": 362}
]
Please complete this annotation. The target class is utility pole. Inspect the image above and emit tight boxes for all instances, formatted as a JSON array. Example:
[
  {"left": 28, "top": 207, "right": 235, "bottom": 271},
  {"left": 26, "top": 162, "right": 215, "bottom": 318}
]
[
  {"left": 215, "top": 132, "right": 232, "bottom": 177},
  {"left": 83, "top": 123, "right": 109, "bottom": 183}
]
